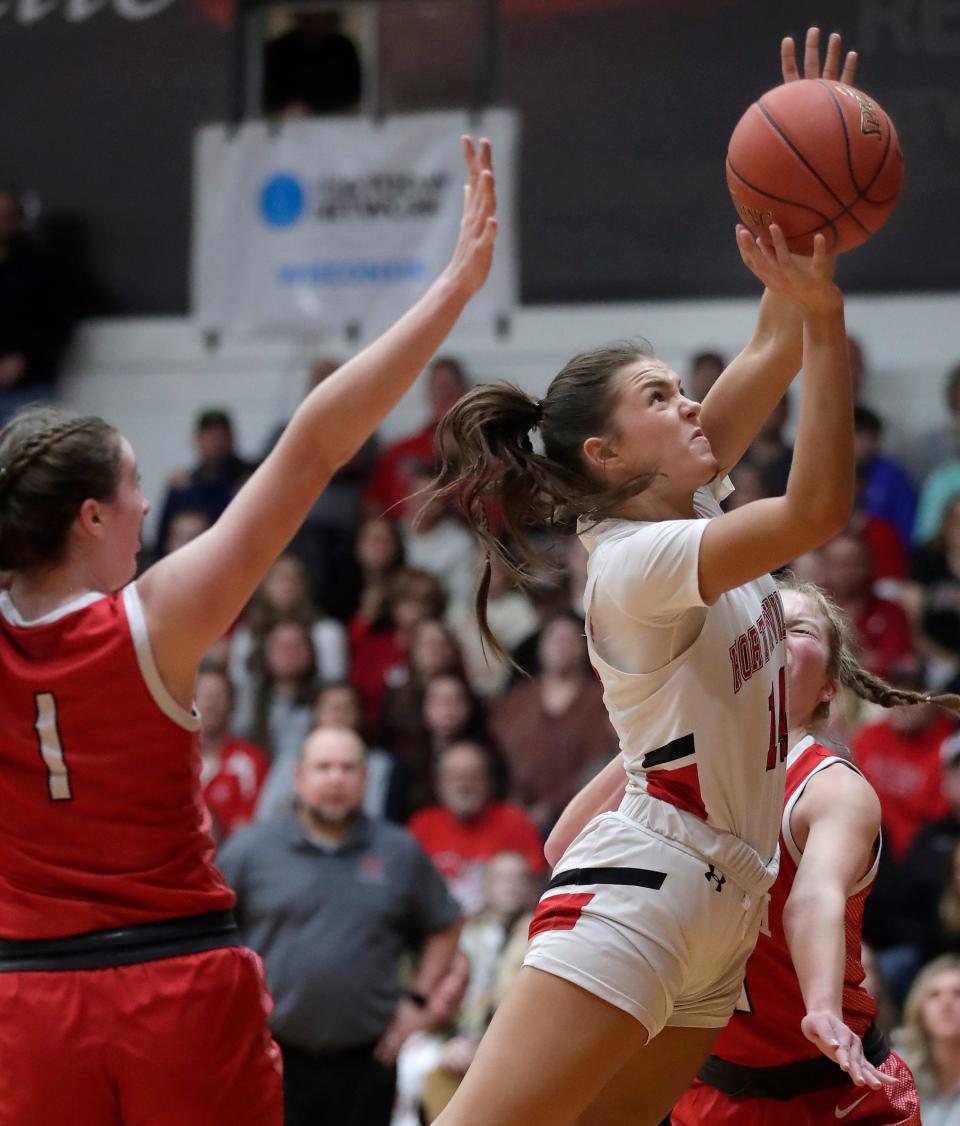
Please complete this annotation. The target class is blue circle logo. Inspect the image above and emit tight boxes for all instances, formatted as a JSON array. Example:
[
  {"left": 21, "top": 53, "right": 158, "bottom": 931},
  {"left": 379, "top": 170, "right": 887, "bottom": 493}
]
[{"left": 259, "top": 174, "right": 305, "bottom": 228}]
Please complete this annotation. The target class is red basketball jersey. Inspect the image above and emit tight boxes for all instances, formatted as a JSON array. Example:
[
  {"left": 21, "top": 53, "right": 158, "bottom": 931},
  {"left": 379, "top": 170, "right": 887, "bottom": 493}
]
[
  {"left": 713, "top": 736, "right": 879, "bottom": 1066},
  {"left": 0, "top": 584, "right": 234, "bottom": 939}
]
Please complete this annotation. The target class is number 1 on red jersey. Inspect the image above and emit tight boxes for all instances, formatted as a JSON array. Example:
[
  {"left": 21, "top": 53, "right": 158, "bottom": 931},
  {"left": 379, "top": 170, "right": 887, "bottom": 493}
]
[{"left": 34, "top": 692, "right": 73, "bottom": 801}]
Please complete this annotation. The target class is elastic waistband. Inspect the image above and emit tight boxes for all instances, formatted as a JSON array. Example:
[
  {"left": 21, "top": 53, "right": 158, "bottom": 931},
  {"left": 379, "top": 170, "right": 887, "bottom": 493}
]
[
  {"left": 0, "top": 910, "right": 240, "bottom": 972},
  {"left": 618, "top": 790, "right": 779, "bottom": 899},
  {"left": 698, "top": 1024, "right": 890, "bottom": 1100}
]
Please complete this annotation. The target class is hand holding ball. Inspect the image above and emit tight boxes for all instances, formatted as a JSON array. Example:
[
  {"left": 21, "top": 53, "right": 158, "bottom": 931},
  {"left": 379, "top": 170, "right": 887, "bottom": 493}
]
[{"left": 727, "top": 79, "right": 904, "bottom": 254}]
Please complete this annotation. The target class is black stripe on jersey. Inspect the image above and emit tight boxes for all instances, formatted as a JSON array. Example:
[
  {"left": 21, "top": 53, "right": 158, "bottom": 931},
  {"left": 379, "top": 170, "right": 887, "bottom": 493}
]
[
  {"left": 547, "top": 866, "right": 667, "bottom": 891},
  {"left": 642, "top": 732, "right": 695, "bottom": 769}
]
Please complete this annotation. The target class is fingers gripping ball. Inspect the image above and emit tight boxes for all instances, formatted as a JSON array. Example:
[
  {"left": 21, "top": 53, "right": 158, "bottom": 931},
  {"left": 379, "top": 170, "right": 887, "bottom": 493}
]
[{"left": 726, "top": 78, "right": 904, "bottom": 254}]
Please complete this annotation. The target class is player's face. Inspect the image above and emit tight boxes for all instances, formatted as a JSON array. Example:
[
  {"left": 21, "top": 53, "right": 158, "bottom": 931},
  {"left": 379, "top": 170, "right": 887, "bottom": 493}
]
[
  {"left": 921, "top": 968, "right": 960, "bottom": 1041},
  {"left": 601, "top": 361, "right": 719, "bottom": 495},
  {"left": 782, "top": 590, "right": 836, "bottom": 730},
  {"left": 101, "top": 439, "right": 149, "bottom": 589}
]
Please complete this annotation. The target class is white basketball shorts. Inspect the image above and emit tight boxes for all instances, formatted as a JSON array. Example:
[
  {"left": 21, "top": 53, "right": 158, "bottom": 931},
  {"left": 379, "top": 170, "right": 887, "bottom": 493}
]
[{"left": 524, "top": 790, "right": 778, "bottom": 1039}]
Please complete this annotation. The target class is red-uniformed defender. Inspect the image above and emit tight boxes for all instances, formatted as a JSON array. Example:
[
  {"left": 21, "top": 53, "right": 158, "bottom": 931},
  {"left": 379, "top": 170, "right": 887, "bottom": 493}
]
[
  {"left": 0, "top": 136, "right": 497, "bottom": 1126},
  {"left": 672, "top": 580, "right": 922, "bottom": 1126}
]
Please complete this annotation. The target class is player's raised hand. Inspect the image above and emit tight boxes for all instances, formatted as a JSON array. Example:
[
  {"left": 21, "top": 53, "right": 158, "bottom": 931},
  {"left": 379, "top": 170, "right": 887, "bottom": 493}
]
[
  {"left": 801, "top": 1010, "right": 896, "bottom": 1090},
  {"left": 736, "top": 223, "right": 840, "bottom": 315},
  {"left": 782, "top": 26, "right": 858, "bottom": 86},
  {"left": 441, "top": 135, "right": 498, "bottom": 299}
]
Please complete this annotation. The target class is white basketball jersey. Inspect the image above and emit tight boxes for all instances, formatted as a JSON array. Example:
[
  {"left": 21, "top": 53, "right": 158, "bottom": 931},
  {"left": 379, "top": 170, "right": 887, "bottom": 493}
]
[{"left": 581, "top": 485, "right": 787, "bottom": 863}]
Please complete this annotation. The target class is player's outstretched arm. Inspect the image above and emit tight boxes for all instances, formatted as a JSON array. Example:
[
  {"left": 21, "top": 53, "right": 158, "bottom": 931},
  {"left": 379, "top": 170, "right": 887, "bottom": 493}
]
[
  {"left": 782, "top": 765, "right": 894, "bottom": 1090},
  {"left": 698, "top": 27, "right": 856, "bottom": 475},
  {"left": 139, "top": 138, "right": 497, "bottom": 690},
  {"left": 697, "top": 225, "right": 853, "bottom": 603}
]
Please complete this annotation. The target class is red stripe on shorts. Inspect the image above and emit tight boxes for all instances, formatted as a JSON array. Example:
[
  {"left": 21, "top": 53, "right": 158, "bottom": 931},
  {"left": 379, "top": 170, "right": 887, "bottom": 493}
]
[
  {"left": 528, "top": 893, "right": 594, "bottom": 939},
  {"left": 646, "top": 763, "right": 708, "bottom": 820}
]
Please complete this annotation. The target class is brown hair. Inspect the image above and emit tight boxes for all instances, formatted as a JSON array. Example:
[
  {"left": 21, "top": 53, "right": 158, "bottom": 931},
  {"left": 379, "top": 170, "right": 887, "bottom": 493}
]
[
  {"left": 0, "top": 407, "right": 122, "bottom": 571},
  {"left": 248, "top": 618, "right": 318, "bottom": 752},
  {"left": 778, "top": 576, "right": 960, "bottom": 721},
  {"left": 430, "top": 341, "right": 658, "bottom": 662},
  {"left": 242, "top": 554, "right": 323, "bottom": 649}
]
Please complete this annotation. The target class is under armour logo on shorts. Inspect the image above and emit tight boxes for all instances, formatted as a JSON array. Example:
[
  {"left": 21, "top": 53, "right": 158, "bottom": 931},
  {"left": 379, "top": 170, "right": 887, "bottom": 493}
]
[{"left": 704, "top": 865, "right": 726, "bottom": 892}]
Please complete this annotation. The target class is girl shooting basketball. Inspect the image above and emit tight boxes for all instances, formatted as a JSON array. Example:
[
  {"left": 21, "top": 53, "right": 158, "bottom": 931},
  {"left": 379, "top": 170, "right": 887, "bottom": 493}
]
[
  {"left": 0, "top": 137, "right": 496, "bottom": 1126},
  {"left": 431, "top": 30, "right": 862, "bottom": 1126}
]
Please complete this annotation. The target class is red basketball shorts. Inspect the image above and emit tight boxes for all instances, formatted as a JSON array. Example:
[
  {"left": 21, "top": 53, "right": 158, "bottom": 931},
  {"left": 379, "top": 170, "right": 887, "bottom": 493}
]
[
  {"left": 0, "top": 945, "right": 283, "bottom": 1126},
  {"left": 672, "top": 1050, "right": 920, "bottom": 1126}
]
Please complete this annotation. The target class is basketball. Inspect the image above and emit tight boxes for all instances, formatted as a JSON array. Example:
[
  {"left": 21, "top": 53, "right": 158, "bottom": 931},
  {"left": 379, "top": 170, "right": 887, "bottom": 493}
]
[{"left": 726, "top": 79, "right": 904, "bottom": 254}]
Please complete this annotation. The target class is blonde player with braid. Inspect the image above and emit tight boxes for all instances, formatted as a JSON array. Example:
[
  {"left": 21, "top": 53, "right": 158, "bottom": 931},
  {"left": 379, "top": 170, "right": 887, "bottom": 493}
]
[
  {"left": 0, "top": 138, "right": 496, "bottom": 1126},
  {"left": 669, "top": 577, "right": 960, "bottom": 1123},
  {"left": 547, "top": 577, "right": 960, "bottom": 1124}
]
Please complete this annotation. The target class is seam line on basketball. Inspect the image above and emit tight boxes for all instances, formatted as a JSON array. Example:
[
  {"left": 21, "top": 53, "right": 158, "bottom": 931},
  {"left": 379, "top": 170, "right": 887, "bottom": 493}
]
[
  {"left": 726, "top": 157, "right": 838, "bottom": 248},
  {"left": 756, "top": 100, "right": 870, "bottom": 236},
  {"left": 726, "top": 159, "right": 834, "bottom": 221},
  {"left": 820, "top": 80, "right": 894, "bottom": 203},
  {"left": 818, "top": 80, "right": 862, "bottom": 196}
]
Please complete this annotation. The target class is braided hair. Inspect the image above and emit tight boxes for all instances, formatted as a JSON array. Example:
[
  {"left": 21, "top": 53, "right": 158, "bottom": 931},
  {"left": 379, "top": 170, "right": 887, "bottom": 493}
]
[
  {"left": 779, "top": 576, "right": 960, "bottom": 720},
  {"left": 0, "top": 406, "right": 122, "bottom": 571}
]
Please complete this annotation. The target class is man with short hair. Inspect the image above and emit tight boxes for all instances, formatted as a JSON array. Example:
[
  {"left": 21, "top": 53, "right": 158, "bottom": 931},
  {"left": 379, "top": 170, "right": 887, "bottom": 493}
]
[
  {"left": 154, "top": 408, "right": 254, "bottom": 556},
  {"left": 218, "top": 727, "right": 461, "bottom": 1126}
]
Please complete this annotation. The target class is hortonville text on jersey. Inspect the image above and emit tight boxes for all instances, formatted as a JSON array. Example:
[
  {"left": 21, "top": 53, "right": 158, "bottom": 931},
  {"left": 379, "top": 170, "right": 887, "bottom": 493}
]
[{"left": 729, "top": 591, "right": 785, "bottom": 694}]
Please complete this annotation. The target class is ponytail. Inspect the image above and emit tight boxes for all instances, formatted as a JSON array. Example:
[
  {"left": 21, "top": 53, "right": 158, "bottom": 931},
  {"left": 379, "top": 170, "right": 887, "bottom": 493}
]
[{"left": 430, "top": 342, "right": 659, "bottom": 664}]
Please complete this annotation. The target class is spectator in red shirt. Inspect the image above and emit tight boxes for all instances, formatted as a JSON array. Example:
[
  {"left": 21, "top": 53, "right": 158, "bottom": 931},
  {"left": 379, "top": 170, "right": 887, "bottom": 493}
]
[
  {"left": 363, "top": 356, "right": 469, "bottom": 518},
  {"left": 819, "top": 529, "right": 914, "bottom": 677},
  {"left": 197, "top": 665, "right": 270, "bottom": 841},
  {"left": 852, "top": 660, "right": 956, "bottom": 864},
  {"left": 348, "top": 568, "right": 448, "bottom": 739},
  {"left": 409, "top": 741, "right": 545, "bottom": 915}
]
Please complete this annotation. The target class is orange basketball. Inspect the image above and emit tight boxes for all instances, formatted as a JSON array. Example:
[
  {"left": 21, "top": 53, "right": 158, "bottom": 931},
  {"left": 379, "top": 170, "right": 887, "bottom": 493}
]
[{"left": 726, "top": 79, "right": 904, "bottom": 254}]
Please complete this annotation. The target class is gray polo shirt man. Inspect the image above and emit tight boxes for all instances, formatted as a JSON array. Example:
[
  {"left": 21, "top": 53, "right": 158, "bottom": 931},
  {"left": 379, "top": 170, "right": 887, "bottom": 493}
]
[{"left": 218, "top": 811, "right": 460, "bottom": 1050}]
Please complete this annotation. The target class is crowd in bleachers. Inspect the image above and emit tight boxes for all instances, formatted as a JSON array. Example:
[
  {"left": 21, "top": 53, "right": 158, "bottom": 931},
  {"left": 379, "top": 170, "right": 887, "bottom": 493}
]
[{"left": 145, "top": 343, "right": 960, "bottom": 1121}]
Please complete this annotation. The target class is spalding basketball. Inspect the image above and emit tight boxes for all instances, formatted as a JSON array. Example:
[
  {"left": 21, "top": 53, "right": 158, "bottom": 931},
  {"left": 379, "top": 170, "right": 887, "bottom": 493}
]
[{"left": 726, "top": 79, "right": 904, "bottom": 254}]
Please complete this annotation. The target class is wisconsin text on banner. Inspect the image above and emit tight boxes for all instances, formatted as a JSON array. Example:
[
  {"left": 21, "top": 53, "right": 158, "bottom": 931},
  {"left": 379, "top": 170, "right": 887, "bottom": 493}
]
[{"left": 191, "top": 110, "right": 519, "bottom": 337}]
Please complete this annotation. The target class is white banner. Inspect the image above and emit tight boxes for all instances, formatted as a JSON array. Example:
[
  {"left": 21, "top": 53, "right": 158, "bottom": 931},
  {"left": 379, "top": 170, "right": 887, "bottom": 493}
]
[{"left": 191, "top": 109, "right": 519, "bottom": 339}]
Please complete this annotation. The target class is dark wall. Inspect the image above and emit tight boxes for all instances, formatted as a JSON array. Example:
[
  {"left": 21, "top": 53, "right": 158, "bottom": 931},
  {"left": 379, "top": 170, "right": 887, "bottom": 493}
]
[
  {"left": 501, "top": 0, "right": 960, "bottom": 300},
  {"left": 0, "top": 0, "right": 230, "bottom": 313},
  {"left": 0, "top": 0, "right": 956, "bottom": 313}
]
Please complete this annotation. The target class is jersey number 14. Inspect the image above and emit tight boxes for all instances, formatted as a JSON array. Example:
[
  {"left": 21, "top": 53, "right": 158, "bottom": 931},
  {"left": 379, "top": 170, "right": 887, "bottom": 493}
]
[{"left": 766, "top": 666, "right": 788, "bottom": 772}]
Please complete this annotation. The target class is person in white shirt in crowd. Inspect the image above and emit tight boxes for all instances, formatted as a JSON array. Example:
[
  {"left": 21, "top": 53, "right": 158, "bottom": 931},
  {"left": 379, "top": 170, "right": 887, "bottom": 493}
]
[
  {"left": 229, "top": 553, "right": 347, "bottom": 691},
  {"left": 447, "top": 546, "right": 539, "bottom": 698},
  {"left": 401, "top": 459, "right": 478, "bottom": 604}
]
